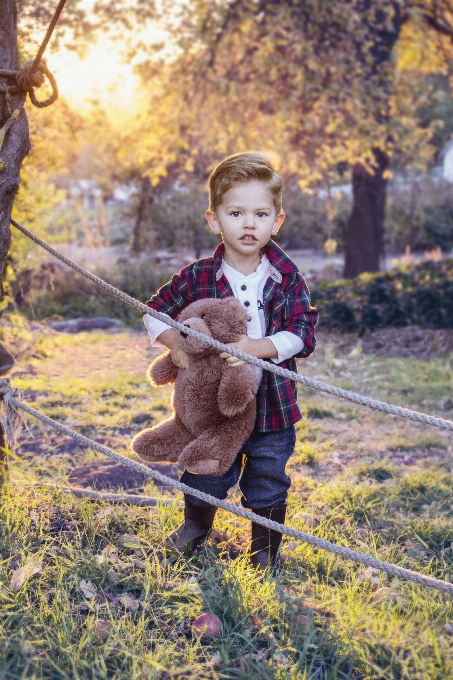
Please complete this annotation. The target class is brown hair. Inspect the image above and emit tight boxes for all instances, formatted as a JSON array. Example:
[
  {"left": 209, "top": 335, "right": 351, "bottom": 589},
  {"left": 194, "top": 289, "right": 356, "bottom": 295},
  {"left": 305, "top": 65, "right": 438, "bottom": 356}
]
[{"left": 208, "top": 152, "right": 283, "bottom": 213}]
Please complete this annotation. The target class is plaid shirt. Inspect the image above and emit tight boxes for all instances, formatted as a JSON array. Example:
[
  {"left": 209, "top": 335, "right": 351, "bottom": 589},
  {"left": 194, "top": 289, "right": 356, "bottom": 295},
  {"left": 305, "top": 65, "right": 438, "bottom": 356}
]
[{"left": 146, "top": 240, "right": 318, "bottom": 431}]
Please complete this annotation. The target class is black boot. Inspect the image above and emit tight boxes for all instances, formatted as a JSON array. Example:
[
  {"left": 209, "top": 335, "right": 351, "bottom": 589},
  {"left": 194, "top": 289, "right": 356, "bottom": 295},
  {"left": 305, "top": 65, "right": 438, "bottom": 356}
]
[
  {"left": 250, "top": 503, "right": 287, "bottom": 571},
  {"left": 166, "top": 496, "right": 217, "bottom": 554}
]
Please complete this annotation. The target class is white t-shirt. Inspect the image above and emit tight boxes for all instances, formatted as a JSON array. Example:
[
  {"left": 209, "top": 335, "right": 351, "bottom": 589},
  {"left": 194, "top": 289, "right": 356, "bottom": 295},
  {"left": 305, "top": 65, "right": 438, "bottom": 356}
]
[{"left": 144, "top": 254, "right": 304, "bottom": 384}]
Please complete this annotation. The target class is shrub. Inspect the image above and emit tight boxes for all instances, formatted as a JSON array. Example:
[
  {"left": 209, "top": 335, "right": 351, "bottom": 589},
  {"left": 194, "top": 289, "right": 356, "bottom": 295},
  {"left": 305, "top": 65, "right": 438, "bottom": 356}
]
[
  {"left": 14, "top": 260, "right": 169, "bottom": 327},
  {"left": 311, "top": 258, "right": 453, "bottom": 332}
]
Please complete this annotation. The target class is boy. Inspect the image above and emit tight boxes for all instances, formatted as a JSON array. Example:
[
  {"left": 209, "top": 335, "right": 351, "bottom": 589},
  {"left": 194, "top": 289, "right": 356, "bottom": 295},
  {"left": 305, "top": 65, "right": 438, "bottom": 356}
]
[{"left": 142, "top": 152, "right": 318, "bottom": 570}]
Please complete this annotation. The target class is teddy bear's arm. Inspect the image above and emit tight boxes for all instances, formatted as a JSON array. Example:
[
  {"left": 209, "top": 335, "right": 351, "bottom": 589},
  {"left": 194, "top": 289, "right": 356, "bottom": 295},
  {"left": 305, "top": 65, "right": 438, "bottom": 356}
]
[
  {"left": 147, "top": 351, "right": 179, "bottom": 386},
  {"left": 217, "top": 364, "right": 259, "bottom": 417}
]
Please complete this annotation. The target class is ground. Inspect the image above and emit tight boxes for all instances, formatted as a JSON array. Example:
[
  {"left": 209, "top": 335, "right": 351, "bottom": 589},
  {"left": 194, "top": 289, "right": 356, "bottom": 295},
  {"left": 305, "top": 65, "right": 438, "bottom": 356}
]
[{"left": 1, "top": 323, "right": 453, "bottom": 679}]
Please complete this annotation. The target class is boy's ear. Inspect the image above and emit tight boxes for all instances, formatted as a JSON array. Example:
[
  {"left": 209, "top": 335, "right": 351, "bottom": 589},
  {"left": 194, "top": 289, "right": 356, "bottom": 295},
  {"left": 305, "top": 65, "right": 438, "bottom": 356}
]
[
  {"left": 206, "top": 209, "right": 221, "bottom": 235},
  {"left": 271, "top": 211, "right": 285, "bottom": 236}
]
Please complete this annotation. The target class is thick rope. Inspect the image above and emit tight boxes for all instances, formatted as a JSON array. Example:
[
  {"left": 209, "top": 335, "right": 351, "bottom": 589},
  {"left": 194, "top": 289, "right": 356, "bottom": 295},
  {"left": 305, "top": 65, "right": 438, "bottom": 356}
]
[
  {"left": 11, "top": 218, "right": 453, "bottom": 433},
  {"left": 0, "top": 0, "right": 66, "bottom": 108},
  {"left": 0, "top": 60, "right": 58, "bottom": 108},
  {"left": 0, "top": 380, "right": 24, "bottom": 448},
  {"left": 2, "top": 383, "right": 452, "bottom": 596},
  {"left": 31, "top": 0, "right": 69, "bottom": 74}
]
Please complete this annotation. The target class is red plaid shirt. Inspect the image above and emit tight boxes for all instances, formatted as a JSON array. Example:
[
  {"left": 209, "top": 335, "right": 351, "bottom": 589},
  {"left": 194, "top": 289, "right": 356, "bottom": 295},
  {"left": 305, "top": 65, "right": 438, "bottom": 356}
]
[{"left": 146, "top": 240, "right": 318, "bottom": 431}]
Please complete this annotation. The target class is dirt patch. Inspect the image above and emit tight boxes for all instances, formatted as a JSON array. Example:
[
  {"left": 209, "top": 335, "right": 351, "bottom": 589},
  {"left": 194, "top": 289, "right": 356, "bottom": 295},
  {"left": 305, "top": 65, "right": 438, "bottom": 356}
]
[
  {"left": 318, "top": 326, "right": 453, "bottom": 360},
  {"left": 68, "top": 461, "right": 181, "bottom": 491}
]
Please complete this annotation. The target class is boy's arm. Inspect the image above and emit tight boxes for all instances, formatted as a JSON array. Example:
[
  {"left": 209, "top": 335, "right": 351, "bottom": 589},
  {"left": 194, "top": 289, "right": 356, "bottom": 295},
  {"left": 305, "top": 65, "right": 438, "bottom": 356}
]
[
  {"left": 280, "top": 272, "right": 318, "bottom": 359},
  {"left": 220, "top": 335, "right": 278, "bottom": 367},
  {"left": 144, "top": 266, "right": 195, "bottom": 368}
]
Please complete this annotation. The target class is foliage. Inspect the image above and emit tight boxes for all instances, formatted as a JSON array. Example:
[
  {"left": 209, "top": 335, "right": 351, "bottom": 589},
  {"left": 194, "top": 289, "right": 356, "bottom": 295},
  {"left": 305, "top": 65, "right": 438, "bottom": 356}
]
[
  {"left": 385, "top": 177, "right": 453, "bottom": 253},
  {"left": 13, "top": 259, "right": 169, "bottom": 327},
  {"left": 311, "top": 258, "right": 453, "bottom": 332}
]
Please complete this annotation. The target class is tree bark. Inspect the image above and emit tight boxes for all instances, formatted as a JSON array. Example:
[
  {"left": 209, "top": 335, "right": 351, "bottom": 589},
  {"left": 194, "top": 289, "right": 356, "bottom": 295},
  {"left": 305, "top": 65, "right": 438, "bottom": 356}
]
[
  {"left": 343, "top": 149, "right": 389, "bottom": 278},
  {"left": 0, "top": 1, "right": 30, "bottom": 486},
  {"left": 130, "top": 175, "right": 155, "bottom": 256},
  {"left": 0, "top": 0, "right": 30, "bottom": 296}
]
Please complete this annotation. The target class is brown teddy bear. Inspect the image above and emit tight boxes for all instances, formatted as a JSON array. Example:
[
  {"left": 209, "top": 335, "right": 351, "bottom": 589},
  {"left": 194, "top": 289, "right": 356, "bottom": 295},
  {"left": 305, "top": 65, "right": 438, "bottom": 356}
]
[{"left": 131, "top": 298, "right": 258, "bottom": 476}]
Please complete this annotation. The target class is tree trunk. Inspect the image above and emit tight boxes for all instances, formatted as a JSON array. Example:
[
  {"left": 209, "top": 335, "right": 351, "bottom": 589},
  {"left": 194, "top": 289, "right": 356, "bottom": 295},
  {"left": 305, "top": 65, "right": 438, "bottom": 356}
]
[
  {"left": 130, "top": 175, "right": 155, "bottom": 256},
  {"left": 343, "top": 148, "right": 388, "bottom": 278},
  {"left": 0, "top": 0, "right": 30, "bottom": 486},
  {"left": 0, "top": 1, "right": 30, "bottom": 294}
]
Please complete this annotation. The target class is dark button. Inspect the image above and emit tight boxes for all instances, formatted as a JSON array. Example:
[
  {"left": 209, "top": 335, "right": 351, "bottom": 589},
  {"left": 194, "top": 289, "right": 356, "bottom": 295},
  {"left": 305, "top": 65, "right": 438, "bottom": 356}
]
[
  {"left": 244, "top": 301, "right": 250, "bottom": 307},
  {"left": 247, "top": 316, "right": 252, "bottom": 322},
  {"left": 241, "top": 284, "right": 247, "bottom": 291}
]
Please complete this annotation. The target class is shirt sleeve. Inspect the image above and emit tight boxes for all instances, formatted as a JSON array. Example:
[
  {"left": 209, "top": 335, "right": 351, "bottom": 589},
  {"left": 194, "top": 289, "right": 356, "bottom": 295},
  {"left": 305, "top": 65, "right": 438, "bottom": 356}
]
[
  {"left": 267, "top": 331, "right": 304, "bottom": 364},
  {"left": 280, "top": 272, "right": 318, "bottom": 358},
  {"left": 143, "top": 314, "right": 173, "bottom": 346}
]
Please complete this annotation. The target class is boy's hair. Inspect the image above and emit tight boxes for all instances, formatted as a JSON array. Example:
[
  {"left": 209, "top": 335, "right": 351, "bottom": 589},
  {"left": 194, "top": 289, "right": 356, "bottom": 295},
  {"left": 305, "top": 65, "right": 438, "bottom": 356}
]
[{"left": 208, "top": 152, "right": 283, "bottom": 213}]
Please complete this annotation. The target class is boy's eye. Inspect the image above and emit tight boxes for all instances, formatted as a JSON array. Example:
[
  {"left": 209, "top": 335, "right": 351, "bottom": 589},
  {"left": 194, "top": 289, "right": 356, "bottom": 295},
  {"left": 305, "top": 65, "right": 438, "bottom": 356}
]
[
  {"left": 256, "top": 211, "right": 268, "bottom": 218},
  {"left": 229, "top": 211, "right": 241, "bottom": 217}
]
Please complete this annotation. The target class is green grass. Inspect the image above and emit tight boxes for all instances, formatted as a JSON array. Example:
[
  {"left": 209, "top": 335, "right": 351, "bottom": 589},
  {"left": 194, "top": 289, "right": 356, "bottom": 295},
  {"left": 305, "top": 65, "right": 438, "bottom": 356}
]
[{"left": 2, "top": 320, "right": 453, "bottom": 678}]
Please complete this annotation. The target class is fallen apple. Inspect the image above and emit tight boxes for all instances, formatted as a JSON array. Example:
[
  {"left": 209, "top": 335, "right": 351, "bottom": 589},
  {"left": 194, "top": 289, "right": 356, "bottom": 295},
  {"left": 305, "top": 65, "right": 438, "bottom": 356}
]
[{"left": 192, "top": 613, "right": 223, "bottom": 638}]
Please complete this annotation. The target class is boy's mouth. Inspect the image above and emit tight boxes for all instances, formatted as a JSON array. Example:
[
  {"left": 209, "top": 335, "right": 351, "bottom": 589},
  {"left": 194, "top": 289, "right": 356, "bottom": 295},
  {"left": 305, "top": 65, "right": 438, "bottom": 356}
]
[{"left": 240, "top": 235, "right": 257, "bottom": 242}]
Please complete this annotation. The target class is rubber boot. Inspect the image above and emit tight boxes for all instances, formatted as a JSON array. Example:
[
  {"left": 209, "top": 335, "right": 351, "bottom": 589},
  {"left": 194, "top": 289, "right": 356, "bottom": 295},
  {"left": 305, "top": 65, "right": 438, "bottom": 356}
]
[
  {"left": 166, "top": 496, "right": 217, "bottom": 554},
  {"left": 250, "top": 503, "right": 287, "bottom": 572},
  {"left": 0, "top": 343, "right": 15, "bottom": 377}
]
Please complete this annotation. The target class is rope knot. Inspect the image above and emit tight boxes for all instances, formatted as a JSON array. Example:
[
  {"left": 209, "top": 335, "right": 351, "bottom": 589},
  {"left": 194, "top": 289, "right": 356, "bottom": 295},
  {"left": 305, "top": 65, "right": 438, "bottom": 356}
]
[
  {"left": 0, "top": 378, "right": 24, "bottom": 448},
  {"left": 13, "top": 59, "right": 59, "bottom": 109},
  {"left": 15, "top": 60, "right": 46, "bottom": 92}
]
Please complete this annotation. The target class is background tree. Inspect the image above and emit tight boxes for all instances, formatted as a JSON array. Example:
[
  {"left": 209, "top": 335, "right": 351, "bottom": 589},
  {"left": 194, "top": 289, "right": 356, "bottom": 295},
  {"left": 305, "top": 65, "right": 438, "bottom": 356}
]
[{"left": 125, "top": 0, "right": 453, "bottom": 276}]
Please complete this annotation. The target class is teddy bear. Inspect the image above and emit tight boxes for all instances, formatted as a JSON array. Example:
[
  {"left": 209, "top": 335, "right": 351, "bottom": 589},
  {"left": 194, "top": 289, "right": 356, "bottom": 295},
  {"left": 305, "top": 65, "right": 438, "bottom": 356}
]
[{"left": 131, "top": 298, "right": 259, "bottom": 476}]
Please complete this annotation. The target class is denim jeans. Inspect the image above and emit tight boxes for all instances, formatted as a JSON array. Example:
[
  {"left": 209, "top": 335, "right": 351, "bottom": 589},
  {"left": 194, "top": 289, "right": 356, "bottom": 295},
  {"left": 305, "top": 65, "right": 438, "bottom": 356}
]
[{"left": 180, "top": 425, "right": 296, "bottom": 510}]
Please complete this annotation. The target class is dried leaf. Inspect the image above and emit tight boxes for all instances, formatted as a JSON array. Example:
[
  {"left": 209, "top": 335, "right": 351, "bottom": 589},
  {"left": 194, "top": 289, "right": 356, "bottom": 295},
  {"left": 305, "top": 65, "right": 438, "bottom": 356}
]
[
  {"left": 133, "top": 559, "right": 146, "bottom": 570},
  {"left": 117, "top": 593, "right": 140, "bottom": 611},
  {"left": 10, "top": 558, "right": 42, "bottom": 592},
  {"left": 79, "top": 579, "right": 97, "bottom": 599},
  {"left": 95, "top": 507, "right": 114, "bottom": 522},
  {"left": 117, "top": 534, "right": 142, "bottom": 550},
  {"left": 108, "top": 568, "right": 119, "bottom": 584}
]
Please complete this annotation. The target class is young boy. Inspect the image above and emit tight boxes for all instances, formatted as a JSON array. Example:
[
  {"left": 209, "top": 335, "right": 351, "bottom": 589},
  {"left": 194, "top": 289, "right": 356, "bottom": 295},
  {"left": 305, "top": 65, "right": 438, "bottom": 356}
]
[{"left": 143, "top": 152, "right": 318, "bottom": 569}]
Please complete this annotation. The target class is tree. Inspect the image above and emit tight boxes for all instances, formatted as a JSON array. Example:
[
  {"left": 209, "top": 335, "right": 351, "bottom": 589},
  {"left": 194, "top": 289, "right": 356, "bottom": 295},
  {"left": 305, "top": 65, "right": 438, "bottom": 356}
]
[{"left": 129, "top": 0, "right": 452, "bottom": 276}]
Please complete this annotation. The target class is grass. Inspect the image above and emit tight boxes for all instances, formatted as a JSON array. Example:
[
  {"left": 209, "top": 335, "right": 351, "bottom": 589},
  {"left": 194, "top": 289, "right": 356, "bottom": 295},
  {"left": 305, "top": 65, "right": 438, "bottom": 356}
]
[{"left": 1, "top": 319, "right": 453, "bottom": 678}]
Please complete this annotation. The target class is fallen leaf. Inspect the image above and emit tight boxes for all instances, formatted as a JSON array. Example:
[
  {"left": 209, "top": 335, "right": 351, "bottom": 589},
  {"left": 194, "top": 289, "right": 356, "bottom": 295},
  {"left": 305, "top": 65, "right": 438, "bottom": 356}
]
[
  {"left": 117, "top": 593, "right": 140, "bottom": 611},
  {"left": 108, "top": 568, "right": 119, "bottom": 584},
  {"left": 93, "top": 619, "right": 111, "bottom": 641},
  {"left": 289, "top": 614, "right": 310, "bottom": 627},
  {"left": 29, "top": 510, "right": 40, "bottom": 522},
  {"left": 95, "top": 507, "right": 114, "bottom": 522},
  {"left": 274, "top": 650, "right": 290, "bottom": 665},
  {"left": 133, "top": 559, "right": 146, "bottom": 570},
  {"left": 372, "top": 587, "right": 398, "bottom": 604},
  {"left": 79, "top": 579, "right": 97, "bottom": 599},
  {"left": 94, "top": 590, "right": 120, "bottom": 608},
  {"left": 10, "top": 558, "right": 42, "bottom": 592},
  {"left": 118, "top": 534, "right": 142, "bottom": 550}
]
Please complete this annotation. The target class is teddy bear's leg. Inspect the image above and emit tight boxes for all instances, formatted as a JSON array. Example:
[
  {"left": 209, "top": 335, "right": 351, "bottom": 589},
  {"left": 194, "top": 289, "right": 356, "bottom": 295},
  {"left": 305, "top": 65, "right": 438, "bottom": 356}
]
[
  {"left": 179, "top": 419, "right": 253, "bottom": 476},
  {"left": 131, "top": 416, "right": 193, "bottom": 463}
]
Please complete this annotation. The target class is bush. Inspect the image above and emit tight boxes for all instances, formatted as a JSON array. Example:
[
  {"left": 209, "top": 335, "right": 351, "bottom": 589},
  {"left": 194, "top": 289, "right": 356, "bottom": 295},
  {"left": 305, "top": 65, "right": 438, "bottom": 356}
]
[
  {"left": 311, "top": 258, "right": 453, "bottom": 332},
  {"left": 14, "top": 260, "right": 170, "bottom": 328}
]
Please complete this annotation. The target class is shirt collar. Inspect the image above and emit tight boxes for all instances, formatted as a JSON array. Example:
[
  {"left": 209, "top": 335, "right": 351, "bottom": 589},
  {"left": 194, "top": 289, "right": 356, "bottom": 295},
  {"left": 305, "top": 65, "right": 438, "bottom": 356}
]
[{"left": 213, "top": 240, "right": 297, "bottom": 283}]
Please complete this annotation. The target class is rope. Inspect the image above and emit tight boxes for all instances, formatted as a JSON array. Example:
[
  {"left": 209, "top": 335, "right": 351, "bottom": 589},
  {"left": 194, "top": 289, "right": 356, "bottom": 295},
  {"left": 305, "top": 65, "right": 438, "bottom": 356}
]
[
  {"left": 0, "top": 380, "right": 24, "bottom": 449},
  {"left": 0, "top": 0, "right": 67, "bottom": 108},
  {"left": 31, "top": 0, "right": 69, "bottom": 74},
  {"left": 11, "top": 218, "right": 453, "bottom": 434},
  {"left": 0, "top": 60, "right": 58, "bottom": 109},
  {"left": 2, "top": 381, "right": 452, "bottom": 596}
]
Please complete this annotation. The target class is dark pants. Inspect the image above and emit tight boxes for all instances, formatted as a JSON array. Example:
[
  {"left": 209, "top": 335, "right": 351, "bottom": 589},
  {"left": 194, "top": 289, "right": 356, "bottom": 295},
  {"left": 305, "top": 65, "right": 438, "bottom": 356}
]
[{"left": 180, "top": 425, "right": 296, "bottom": 510}]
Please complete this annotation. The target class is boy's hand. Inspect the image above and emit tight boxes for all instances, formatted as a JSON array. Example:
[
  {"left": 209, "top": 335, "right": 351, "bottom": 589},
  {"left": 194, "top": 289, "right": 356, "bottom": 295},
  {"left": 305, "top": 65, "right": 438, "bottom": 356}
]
[
  {"left": 220, "top": 335, "right": 278, "bottom": 367},
  {"left": 170, "top": 345, "right": 190, "bottom": 369}
]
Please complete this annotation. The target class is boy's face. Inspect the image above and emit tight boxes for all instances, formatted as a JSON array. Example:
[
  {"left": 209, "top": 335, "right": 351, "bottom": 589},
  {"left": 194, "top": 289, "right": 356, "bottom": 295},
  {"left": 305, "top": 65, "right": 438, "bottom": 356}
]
[{"left": 206, "top": 180, "right": 285, "bottom": 262}]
